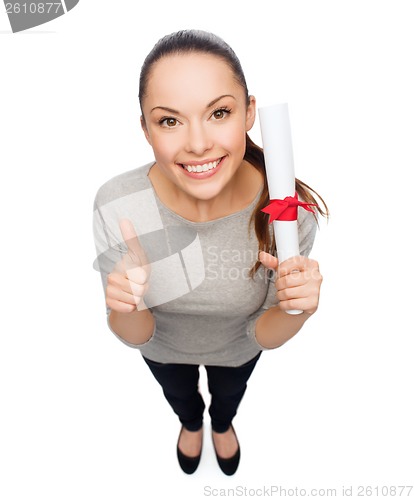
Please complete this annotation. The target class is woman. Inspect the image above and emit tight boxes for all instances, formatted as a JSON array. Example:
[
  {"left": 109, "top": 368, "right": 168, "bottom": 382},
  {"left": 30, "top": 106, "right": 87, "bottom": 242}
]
[{"left": 93, "top": 29, "right": 328, "bottom": 476}]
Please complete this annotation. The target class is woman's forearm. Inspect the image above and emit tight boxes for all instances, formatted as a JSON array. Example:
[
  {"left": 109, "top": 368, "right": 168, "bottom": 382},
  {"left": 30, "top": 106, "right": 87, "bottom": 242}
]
[
  {"left": 255, "top": 305, "right": 312, "bottom": 349},
  {"left": 108, "top": 306, "right": 155, "bottom": 346}
]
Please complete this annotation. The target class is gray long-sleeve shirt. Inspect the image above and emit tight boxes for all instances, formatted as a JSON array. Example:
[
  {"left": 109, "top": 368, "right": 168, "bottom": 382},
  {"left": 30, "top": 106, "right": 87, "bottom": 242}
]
[{"left": 93, "top": 161, "right": 318, "bottom": 367}]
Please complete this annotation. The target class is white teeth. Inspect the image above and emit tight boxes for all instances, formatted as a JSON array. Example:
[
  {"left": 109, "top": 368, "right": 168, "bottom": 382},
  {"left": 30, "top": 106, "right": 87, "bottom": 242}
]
[{"left": 183, "top": 159, "right": 220, "bottom": 173}]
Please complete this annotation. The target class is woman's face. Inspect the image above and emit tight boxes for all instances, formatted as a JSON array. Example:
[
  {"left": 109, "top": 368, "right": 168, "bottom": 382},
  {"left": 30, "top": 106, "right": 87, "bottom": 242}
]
[{"left": 141, "top": 52, "right": 256, "bottom": 202}]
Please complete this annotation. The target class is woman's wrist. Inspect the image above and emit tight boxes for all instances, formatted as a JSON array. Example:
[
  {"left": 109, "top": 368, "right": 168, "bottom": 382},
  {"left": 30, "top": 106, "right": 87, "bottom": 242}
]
[
  {"left": 109, "top": 307, "right": 155, "bottom": 346},
  {"left": 255, "top": 304, "right": 311, "bottom": 349}
]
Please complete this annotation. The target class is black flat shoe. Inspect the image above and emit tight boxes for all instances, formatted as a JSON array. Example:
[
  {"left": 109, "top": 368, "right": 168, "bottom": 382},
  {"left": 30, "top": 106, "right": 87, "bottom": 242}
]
[
  {"left": 176, "top": 425, "right": 203, "bottom": 474},
  {"left": 212, "top": 424, "right": 240, "bottom": 476}
]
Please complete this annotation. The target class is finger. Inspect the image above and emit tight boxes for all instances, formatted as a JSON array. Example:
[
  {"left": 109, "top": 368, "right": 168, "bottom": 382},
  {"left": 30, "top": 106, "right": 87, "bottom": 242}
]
[
  {"left": 106, "top": 283, "right": 139, "bottom": 306},
  {"left": 106, "top": 297, "right": 136, "bottom": 314},
  {"left": 276, "top": 272, "right": 307, "bottom": 291},
  {"left": 276, "top": 283, "right": 309, "bottom": 302},
  {"left": 119, "top": 218, "right": 148, "bottom": 265},
  {"left": 107, "top": 272, "right": 148, "bottom": 296},
  {"left": 259, "top": 251, "right": 278, "bottom": 270},
  {"left": 125, "top": 265, "right": 149, "bottom": 285},
  {"left": 279, "top": 296, "right": 319, "bottom": 315},
  {"left": 277, "top": 256, "right": 308, "bottom": 278},
  {"left": 114, "top": 256, "right": 150, "bottom": 284}
]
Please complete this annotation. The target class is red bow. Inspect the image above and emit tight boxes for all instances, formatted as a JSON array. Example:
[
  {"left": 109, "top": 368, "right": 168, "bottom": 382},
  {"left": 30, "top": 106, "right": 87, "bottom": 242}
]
[{"left": 261, "top": 192, "right": 317, "bottom": 223}]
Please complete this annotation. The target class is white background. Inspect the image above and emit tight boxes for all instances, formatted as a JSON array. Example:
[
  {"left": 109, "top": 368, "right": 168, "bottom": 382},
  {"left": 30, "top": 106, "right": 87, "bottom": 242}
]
[{"left": 1, "top": 1, "right": 413, "bottom": 498}]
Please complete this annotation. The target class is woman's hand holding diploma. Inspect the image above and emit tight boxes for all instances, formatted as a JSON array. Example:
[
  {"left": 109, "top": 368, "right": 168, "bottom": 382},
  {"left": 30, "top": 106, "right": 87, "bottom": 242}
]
[
  {"left": 259, "top": 251, "right": 323, "bottom": 316},
  {"left": 106, "top": 219, "right": 151, "bottom": 314}
]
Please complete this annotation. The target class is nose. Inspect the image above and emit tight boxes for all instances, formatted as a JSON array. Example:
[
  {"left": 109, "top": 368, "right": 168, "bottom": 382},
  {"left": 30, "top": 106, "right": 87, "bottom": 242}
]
[{"left": 185, "top": 122, "right": 213, "bottom": 156}]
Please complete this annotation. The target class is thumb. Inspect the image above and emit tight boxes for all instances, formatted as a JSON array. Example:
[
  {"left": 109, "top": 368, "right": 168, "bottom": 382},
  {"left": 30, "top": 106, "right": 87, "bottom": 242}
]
[
  {"left": 119, "top": 218, "right": 148, "bottom": 266},
  {"left": 259, "top": 251, "right": 278, "bottom": 270}
]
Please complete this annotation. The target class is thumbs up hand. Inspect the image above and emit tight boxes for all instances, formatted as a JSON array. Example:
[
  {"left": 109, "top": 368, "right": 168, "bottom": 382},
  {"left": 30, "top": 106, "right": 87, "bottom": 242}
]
[{"left": 106, "top": 219, "right": 151, "bottom": 313}]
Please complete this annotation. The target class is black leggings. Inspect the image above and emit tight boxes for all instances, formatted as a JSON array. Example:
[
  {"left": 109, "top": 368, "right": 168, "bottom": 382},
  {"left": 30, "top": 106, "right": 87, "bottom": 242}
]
[{"left": 141, "top": 352, "right": 261, "bottom": 433}]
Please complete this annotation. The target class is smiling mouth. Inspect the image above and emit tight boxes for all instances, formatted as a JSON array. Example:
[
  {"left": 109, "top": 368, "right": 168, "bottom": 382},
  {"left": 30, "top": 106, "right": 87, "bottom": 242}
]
[{"left": 179, "top": 157, "right": 224, "bottom": 173}]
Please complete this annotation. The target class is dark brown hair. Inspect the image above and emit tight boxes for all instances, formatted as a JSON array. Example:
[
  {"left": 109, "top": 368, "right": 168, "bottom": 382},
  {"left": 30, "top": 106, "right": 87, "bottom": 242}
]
[{"left": 138, "top": 29, "right": 329, "bottom": 277}]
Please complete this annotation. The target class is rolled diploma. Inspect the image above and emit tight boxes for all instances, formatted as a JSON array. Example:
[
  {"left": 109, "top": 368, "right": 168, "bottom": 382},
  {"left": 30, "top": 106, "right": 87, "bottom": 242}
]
[{"left": 259, "top": 103, "right": 303, "bottom": 315}]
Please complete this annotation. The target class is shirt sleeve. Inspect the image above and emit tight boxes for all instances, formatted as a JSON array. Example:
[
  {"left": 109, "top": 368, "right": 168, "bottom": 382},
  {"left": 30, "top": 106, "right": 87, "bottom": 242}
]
[
  {"left": 92, "top": 193, "right": 156, "bottom": 349},
  {"left": 246, "top": 206, "right": 318, "bottom": 351}
]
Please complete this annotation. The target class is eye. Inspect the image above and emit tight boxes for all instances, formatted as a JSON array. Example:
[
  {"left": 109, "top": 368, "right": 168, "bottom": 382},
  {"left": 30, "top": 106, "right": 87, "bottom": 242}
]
[
  {"left": 211, "top": 107, "right": 231, "bottom": 120},
  {"left": 159, "top": 117, "right": 179, "bottom": 128}
]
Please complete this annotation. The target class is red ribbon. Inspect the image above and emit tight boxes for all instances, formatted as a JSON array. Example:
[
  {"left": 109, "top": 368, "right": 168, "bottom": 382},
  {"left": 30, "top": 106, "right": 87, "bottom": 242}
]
[{"left": 261, "top": 192, "right": 317, "bottom": 223}]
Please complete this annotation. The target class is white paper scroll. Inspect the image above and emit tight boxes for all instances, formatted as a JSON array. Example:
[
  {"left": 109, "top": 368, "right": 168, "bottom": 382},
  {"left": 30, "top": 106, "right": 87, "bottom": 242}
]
[{"left": 259, "top": 103, "right": 303, "bottom": 315}]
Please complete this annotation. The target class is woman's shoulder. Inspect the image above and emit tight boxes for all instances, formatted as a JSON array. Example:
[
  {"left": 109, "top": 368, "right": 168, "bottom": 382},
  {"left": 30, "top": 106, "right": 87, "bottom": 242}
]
[{"left": 93, "top": 161, "right": 154, "bottom": 209}]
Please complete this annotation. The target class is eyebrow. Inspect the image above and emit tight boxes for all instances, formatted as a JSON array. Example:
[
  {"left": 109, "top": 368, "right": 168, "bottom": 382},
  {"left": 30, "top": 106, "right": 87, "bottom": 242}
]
[{"left": 150, "top": 94, "right": 236, "bottom": 114}]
